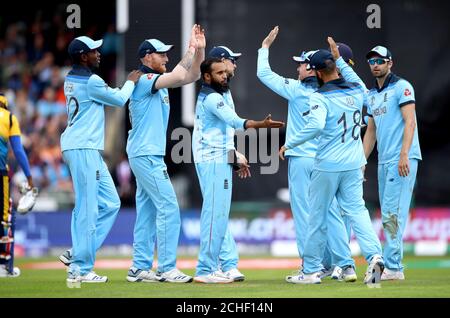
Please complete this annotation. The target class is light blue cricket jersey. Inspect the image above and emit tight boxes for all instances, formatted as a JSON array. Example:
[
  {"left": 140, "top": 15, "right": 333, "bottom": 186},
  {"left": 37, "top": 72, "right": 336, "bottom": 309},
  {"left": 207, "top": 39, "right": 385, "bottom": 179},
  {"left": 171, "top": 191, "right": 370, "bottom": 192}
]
[
  {"left": 192, "top": 84, "right": 246, "bottom": 163},
  {"left": 126, "top": 65, "right": 170, "bottom": 158},
  {"left": 366, "top": 73, "right": 422, "bottom": 164},
  {"left": 285, "top": 78, "right": 367, "bottom": 172},
  {"left": 336, "top": 57, "right": 422, "bottom": 164},
  {"left": 61, "top": 65, "right": 135, "bottom": 152},
  {"left": 257, "top": 47, "right": 319, "bottom": 158}
]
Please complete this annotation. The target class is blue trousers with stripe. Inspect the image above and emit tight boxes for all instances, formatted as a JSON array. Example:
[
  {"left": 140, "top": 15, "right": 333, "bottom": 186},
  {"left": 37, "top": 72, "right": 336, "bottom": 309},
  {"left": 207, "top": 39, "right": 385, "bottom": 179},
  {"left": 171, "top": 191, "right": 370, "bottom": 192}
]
[
  {"left": 195, "top": 162, "right": 233, "bottom": 276},
  {"left": 63, "top": 149, "right": 120, "bottom": 276},
  {"left": 378, "top": 159, "right": 418, "bottom": 271},
  {"left": 303, "top": 168, "right": 382, "bottom": 274},
  {"left": 288, "top": 156, "right": 354, "bottom": 270},
  {"left": 219, "top": 228, "right": 239, "bottom": 272},
  {"left": 129, "top": 155, "right": 181, "bottom": 273}
]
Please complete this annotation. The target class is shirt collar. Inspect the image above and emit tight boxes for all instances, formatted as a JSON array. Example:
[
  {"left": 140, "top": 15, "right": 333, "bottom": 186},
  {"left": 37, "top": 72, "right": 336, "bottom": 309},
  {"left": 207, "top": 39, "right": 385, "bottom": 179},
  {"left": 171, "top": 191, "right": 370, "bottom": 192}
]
[
  {"left": 374, "top": 72, "right": 394, "bottom": 92},
  {"left": 201, "top": 83, "right": 224, "bottom": 95},
  {"left": 301, "top": 76, "right": 318, "bottom": 84},
  {"left": 323, "top": 77, "right": 346, "bottom": 86},
  {"left": 70, "top": 64, "right": 93, "bottom": 76},
  {"left": 140, "top": 64, "right": 160, "bottom": 74}
]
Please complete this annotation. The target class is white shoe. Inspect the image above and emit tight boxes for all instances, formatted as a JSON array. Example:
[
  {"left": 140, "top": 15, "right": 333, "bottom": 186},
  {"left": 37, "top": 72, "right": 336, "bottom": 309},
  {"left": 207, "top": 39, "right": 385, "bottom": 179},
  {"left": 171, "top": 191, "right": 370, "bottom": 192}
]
[
  {"left": 342, "top": 266, "right": 357, "bottom": 282},
  {"left": 286, "top": 272, "right": 321, "bottom": 284},
  {"left": 158, "top": 268, "right": 193, "bottom": 283},
  {"left": 126, "top": 267, "right": 165, "bottom": 283},
  {"left": 331, "top": 266, "right": 343, "bottom": 281},
  {"left": 0, "top": 265, "right": 20, "bottom": 278},
  {"left": 79, "top": 271, "right": 108, "bottom": 283},
  {"left": 286, "top": 269, "right": 303, "bottom": 283},
  {"left": 319, "top": 267, "right": 333, "bottom": 279},
  {"left": 194, "top": 271, "right": 234, "bottom": 284},
  {"left": 222, "top": 268, "right": 245, "bottom": 282},
  {"left": 381, "top": 268, "right": 405, "bottom": 281},
  {"left": 364, "top": 255, "right": 384, "bottom": 284}
]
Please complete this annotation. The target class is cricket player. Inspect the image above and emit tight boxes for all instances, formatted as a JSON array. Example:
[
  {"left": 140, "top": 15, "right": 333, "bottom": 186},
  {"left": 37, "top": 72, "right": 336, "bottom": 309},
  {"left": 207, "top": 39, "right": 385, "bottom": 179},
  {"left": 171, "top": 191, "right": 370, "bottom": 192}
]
[
  {"left": 258, "top": 27, "right": 356, "bottom": 282},
  {"left": 0, "top": 94, "right": 35, "bottom": 278},
  {"left": 331, "top": 41, "right": 421, "bottom": 281},
  {"left": 193, "top": 57, "right": 284, "bottom": 283},
  {"left": 61, "top": 36, "right": 141, "bottom": 285},
  {"left": 279, "top": 50, "right": 384, "bottom": 284},
  {"left": 125, "top": 25, "right": 205, "bottom": 284},
  {"left": 207, "top": 45, "right": 245, "bottom": 282}
]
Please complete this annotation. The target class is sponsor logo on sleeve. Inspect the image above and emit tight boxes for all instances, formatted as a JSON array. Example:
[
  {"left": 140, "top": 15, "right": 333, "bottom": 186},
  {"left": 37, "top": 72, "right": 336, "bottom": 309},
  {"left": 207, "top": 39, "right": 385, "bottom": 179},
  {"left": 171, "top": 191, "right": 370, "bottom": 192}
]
[{"left": 404, "top": 88, "right": 411, "bottom": 96}]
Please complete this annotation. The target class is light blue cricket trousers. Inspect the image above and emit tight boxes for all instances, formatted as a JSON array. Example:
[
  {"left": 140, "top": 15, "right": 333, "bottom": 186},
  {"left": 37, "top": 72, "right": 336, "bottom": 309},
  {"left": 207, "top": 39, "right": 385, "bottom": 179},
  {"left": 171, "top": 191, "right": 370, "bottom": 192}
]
[
  {"left": 195, "top": 162, "right": 233, "bottom": 276},
  {"left": 303, "top": 168, "right": 382, "bottom": 274},
  {"left": 378, "top": 159, "right": 418, "bottom": 272},
  {"left": 129, "top": 155, "right": 181, "bottom": 273},
  {"left": 219, "top": 229, "right": 239, "bottom": 272},
  {"left": 288, "top": 156, "right": 354, "bottom": 269},
  {"left": 63, "top": 149, "right": 121, "bottom": 276}
]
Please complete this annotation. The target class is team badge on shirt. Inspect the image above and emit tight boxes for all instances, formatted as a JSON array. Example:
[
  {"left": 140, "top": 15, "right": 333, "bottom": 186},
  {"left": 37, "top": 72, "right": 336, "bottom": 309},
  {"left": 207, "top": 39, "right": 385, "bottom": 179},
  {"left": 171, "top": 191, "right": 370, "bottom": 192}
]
[
  {"left": 65, "top": 82, "right": 74, "bottom": 93},
  {"left": 163, "top": 96, "right": 170, "bottom": 104},
  {"left": 147, "top": 74, "right": 154, "bottom": 80}
]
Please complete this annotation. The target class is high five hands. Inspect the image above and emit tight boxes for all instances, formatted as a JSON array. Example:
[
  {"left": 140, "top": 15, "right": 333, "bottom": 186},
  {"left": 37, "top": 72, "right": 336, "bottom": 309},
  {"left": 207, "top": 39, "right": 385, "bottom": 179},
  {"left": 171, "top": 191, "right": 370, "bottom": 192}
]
[
  {"left": 195, "top": 24, "right": 206, "bottom": 50},
  {"left": 262, "top": 26, "right": 279, "bottom": 49}
]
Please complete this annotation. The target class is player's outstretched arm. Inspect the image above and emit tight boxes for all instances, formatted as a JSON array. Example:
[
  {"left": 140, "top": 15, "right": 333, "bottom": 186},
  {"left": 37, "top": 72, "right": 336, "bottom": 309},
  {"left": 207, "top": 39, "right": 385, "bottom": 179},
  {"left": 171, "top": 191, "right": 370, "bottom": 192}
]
[
  {"left": 244, "top": 114, "right": 285, "bottom": 129},
  {"left": 88, "top": 70, "right": 141, "bottom": 107},
  {"left": 155, "top": 25, "right": 199, "bottom": 89},
  {"left": 280, "top": 95, "right": 327, "bottom": 159}
]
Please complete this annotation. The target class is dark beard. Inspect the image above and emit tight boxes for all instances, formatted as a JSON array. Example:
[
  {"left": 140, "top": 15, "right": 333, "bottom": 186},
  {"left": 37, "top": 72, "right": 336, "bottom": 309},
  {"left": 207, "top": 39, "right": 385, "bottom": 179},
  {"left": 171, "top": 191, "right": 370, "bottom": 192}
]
[{"left": 211, "top": 81, "right": 229, "bottom": 94}]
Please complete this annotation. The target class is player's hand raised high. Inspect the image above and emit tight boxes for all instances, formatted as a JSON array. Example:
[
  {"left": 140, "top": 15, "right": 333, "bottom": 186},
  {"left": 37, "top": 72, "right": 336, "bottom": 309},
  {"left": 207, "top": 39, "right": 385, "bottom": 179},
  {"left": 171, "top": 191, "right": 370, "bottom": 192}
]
[
  {"left": 327, "top": 36, "right": 340, "bottom": 60},
  {"left": 262, "top": 26, "right": 279, "bottom": 49}
]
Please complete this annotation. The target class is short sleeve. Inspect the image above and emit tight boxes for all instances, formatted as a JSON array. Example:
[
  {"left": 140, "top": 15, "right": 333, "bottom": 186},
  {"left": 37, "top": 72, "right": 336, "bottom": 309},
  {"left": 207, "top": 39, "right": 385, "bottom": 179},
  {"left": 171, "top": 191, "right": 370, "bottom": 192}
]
[
  {"left": 9, "top": 114, "right": 21, "bottom": 137},
  {"left": 138, "top": 73, "right": 161, "bottom": 95},
  {"left": 396, "top": 80, "right": 415, "bottom": 107}
]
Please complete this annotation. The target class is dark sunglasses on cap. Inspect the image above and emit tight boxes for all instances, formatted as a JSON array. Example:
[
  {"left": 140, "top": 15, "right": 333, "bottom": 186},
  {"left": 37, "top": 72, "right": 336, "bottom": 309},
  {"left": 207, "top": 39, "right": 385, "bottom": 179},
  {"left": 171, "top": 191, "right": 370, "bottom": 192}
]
[{"left": 368, "top": 58, "right": 389, "bottom": 65}]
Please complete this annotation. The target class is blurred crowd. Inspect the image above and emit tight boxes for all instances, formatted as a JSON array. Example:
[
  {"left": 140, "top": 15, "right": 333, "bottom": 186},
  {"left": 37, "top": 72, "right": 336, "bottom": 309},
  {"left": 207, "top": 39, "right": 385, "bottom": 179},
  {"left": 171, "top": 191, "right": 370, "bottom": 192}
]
[{"left": 0, "top": 12, "right": 133, "bottom": 206}]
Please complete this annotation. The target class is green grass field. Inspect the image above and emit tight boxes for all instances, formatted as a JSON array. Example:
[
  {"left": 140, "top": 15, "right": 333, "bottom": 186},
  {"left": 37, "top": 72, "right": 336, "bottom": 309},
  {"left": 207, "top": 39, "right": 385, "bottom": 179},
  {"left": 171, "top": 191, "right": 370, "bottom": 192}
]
[{"left": 1, "top": 256, "right": 450, "bottom": 298}]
